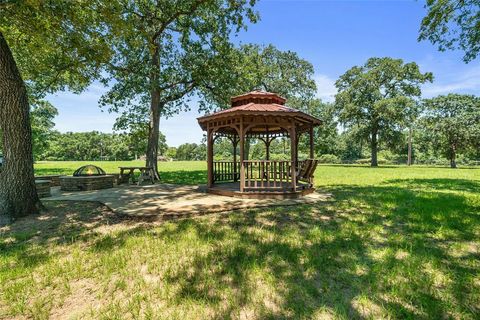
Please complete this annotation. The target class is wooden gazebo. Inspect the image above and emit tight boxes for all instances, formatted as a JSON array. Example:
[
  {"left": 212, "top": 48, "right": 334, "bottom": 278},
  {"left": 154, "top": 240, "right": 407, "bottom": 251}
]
[{"left": 198, "top": 91, "right": 321, "bottom": 198}]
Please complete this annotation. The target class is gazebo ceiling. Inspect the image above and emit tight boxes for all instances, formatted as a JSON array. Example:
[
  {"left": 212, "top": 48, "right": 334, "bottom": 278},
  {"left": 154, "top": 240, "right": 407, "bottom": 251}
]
[{"left": 197, "top": 90, "right": 322, "bottom": 134}]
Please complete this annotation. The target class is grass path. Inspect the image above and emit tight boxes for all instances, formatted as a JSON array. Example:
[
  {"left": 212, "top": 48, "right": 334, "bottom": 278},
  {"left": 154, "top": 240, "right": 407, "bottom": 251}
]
[{"left": 0, "top": 162, "right": 478, "bottom": 319}]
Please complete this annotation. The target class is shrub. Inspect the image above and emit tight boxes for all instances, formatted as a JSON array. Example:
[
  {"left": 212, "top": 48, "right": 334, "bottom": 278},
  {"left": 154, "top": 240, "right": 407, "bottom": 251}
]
[
  {"left": 318, "top": 154, "right": 341, "bottom": 164},
  {"left": 355, "top": 158, "right": 387, "bottom": 165}
]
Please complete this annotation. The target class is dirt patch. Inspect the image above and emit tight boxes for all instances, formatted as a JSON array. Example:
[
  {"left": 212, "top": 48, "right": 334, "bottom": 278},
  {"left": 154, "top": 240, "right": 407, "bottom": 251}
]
[{"left": 50, "top": 279, "right": 99, "bottom": 320}]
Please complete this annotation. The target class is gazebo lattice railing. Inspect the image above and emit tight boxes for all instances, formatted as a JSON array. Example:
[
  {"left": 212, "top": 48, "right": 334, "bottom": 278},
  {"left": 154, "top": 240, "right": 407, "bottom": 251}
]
[{"left": 198, "top": 90, "right": 321, "bottom": 198}]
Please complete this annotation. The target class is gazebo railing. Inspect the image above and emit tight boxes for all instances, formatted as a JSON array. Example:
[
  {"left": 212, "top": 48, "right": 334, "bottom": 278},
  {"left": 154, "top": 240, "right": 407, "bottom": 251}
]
[
  {"left": 213, "top": 160, "right": 295, "bottom": 190},
  {"left": 213, "top": 161, "right": 240, "bottom": 182},
  {"left": 243, "top": 160, "right": 292, "bottom": 190}
]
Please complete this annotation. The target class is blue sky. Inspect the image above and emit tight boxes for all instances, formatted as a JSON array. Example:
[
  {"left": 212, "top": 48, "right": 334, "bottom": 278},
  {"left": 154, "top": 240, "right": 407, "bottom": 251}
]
[{"left": 46, "top": 0, "right": 480, "bottom": 147}]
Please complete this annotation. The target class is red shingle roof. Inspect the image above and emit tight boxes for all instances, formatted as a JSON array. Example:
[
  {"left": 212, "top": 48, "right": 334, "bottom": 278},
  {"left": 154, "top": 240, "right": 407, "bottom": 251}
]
[
  {"left": 197, "top": 90, "right": 322, "bottom": 131},
  {"left": 211, "top": 102, "right": 297, "bottom": 115}
]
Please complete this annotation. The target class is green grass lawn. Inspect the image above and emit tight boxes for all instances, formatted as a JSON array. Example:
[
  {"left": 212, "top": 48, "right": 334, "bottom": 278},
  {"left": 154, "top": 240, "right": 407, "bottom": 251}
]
[
  {"left": 1, "top": 162, "right": 479, "bottom": 319},
  {"left": 34, "top": 160, "right": 207, "bottom": 185}
]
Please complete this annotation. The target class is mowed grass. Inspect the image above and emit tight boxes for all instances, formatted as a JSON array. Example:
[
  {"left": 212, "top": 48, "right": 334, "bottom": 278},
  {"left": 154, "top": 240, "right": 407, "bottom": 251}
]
[
  {"left": 34, "top": 160, "right": 207, "bottom": 185},
  {"left": 0, "top": 162, "right": 478, "bottom": 319}
]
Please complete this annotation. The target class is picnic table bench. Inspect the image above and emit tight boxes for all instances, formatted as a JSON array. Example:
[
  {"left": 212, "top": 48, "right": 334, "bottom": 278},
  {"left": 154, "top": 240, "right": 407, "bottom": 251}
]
[{"left": 119, "top": 166, "right": 155, "bottom": 185}]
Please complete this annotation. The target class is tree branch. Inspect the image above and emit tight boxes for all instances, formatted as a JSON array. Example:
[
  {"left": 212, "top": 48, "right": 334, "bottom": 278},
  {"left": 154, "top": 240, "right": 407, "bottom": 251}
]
[{"left": 152, "top": 0, "right": 209, "bottom": 42}]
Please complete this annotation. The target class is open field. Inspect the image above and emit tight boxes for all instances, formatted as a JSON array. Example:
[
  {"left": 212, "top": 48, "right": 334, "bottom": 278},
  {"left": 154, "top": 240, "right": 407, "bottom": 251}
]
[
  {"left": 1, "top": 162, "right": 479, "bottom": 319},
  {"left": 34, "top": 161, "right": 207, "bottom": 185}
]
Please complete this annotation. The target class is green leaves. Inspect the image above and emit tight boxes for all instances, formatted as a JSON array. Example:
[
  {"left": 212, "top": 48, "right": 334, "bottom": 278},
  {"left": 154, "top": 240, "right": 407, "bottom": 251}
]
[
  {"left": 421, "top": 94, "right": 480, "bottom": 163},
  {"left": 1, "top": 0, "right": 113, "bottom": 99},
  {"left": 335, "top": 57, "right": 432, "bottom": 131},
  {"left": 419, "top": 0, "right": 480, "bottom": 63},
  {"left": 198, "top": 44, "right": 317, "bottom": 112},
  {"left": 334, "top": 57, "right": 433, "bottom": 166},
  {"left": 30, "top": 101, "right": 58, "bottom": 159},
  {"left": 97, "top": 0, "right": 259, "bottom": 132}
]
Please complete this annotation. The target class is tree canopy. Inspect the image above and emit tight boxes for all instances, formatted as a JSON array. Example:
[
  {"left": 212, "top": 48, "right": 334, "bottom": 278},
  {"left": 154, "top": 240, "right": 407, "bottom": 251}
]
[
  {"left": 419, "top": 0, "right": 480, "bottom": 62},
  {"left": 1, "top": 0, "right": 111, "bottom": 99},
  {"left": 98, "top": 0, "right": 259, "bottom": 178},
  {"left": 199, "top": 44, "right": 317, "bottom": 112},
  {"left": 334, "top": 57, "right": 433, "bottom": 166},
  {"left": 421, "top": 94, "right": 480, "bottom": 168},
  {"left": 30, "top": 101, "right": 58, "bottom": 159}
]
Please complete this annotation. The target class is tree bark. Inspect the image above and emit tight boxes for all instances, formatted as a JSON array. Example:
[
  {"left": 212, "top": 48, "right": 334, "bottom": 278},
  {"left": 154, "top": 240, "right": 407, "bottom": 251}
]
[
  {"left": 0, "top": 32, "right": 41, "bottom": 224},
  {"left": 450, "top": 144, "right": 457, "bottom": 169},
  {"left": 370, "top": 127, "right": 378, "bottom": 167},
  {"left": 145, "top": 43, "right": 161, "bottom": 181},
  {"left": 145, "top": 89, "right": 162, "bottom": 180}
]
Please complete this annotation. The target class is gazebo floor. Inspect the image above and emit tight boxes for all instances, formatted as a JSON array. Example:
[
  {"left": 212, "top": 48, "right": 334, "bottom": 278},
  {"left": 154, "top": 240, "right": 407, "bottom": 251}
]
[{"left": 208, "top": 181, "right": 314, "bottom": 199}]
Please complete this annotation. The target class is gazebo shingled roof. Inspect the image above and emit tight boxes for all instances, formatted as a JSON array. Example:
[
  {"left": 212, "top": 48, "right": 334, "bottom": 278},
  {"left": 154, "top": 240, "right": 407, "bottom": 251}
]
[
  {"left": 198, "top": 90, "right": 321, "bottom": 132},
  {"left": 197, "top": 90, "right": 322, "bottom": 198}
]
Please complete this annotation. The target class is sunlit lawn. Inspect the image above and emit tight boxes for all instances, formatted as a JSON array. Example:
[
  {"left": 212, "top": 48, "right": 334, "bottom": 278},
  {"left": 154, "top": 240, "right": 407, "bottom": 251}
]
[
  {"left": 34, "top": 160, "right": 207, "bottom": 185},
  {"left": 0, "top": 162, "right": 479, "bottom": 319}
]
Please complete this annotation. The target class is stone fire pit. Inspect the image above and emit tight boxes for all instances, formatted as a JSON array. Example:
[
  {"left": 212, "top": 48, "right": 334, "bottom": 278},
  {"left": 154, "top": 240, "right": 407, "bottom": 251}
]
[{"left": 60, "top": 165, "right": 114, "bottom": 191}]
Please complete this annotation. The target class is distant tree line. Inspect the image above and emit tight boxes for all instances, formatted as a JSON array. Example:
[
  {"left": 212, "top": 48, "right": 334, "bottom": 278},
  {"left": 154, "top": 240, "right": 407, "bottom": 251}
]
[
  {"left": 35, "top": 131, "right": 167, "bottom": 161},
  {"left": 23, "top": 88, "right": 480, "bottom": 168},
  {"left": 208, "top": 92, "right": 480, "bottom": 168}
]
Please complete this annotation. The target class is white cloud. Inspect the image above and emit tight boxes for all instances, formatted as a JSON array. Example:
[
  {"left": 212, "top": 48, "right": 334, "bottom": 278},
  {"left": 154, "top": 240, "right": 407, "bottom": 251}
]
[
  {"left": 422, "top": 64, "right": 480, "bottom": 97},
  {"left": 314, "top": 74, "right": 337, "bottom": 102},
  {"left": 314, "top": 64, "right": 480, "bottom": 102}
]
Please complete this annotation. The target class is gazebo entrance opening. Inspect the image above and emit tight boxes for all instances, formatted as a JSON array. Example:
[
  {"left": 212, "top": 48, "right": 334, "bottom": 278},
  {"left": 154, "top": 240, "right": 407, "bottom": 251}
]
[{"left": 198, "top": 91, "right": 321, "bottom": 198}]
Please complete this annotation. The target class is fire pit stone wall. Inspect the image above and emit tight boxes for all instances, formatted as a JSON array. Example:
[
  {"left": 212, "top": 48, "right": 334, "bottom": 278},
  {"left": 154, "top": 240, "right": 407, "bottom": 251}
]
[{"left": 60, "top": 175, "right": 114, "bottom": 191}]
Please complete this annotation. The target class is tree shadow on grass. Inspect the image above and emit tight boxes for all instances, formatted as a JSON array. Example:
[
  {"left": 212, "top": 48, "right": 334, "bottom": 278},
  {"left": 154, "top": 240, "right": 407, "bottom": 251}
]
[
  {"left": 0, "top": 201, "right": 121, "bottom": 273},
  {"left": 88, "top": 178, "right": 479, "bottom": 318},
  {"left": 150, "top": 179, "right": 479, "bottom": 318},
  {"left": 324, "top": 179, "right": 480, "bottom": 318},
  {"left": 1, "top": 178, "right": 479, "bottom": 318},
  {"left": 321, "top": 164, "right": 480, "bottom": 170},
  {"left": 385, "top": 178, "right": 480, "bottom": 193}
]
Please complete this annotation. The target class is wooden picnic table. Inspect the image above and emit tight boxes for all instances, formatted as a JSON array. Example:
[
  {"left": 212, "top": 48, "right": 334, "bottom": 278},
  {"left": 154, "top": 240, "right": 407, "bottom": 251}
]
[{"left": 119, "top": 166, "right": 155, "bottom": 185}]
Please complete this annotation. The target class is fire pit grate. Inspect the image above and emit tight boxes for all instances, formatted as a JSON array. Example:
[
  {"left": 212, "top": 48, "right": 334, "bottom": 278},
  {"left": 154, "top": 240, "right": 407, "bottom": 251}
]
[{"left": 73, "top": 165, "right": 106, "bottom": 177}]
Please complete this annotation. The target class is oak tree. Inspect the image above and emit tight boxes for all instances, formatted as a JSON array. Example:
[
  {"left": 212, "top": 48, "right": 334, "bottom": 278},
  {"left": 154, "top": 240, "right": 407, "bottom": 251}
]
[
  {"left": 334, "top": 57, "right": 432, "bottom": 166},
  {"left": 99, "top": 0, "right": 258, "bottom": 179},
  {"left": 421, "top": 94, "right": 480, "bottom": 168}
]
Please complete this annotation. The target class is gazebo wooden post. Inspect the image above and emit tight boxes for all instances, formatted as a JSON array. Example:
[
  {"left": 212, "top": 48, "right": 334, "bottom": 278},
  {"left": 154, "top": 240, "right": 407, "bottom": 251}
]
[
  {"left": 239, "top": 118, "right": 245, "bottom": 192},
  {"left": 233, "top": 135, "right": 238, "bottom": 182},
  {"left": 295, "top": 135, "right": 299, "bottom": 167},
  {"left": 207, "top": 126, "right": 214, "bottom": 188},
  {"left": 290, "top": 125, "right": 297, "bottom": 192},
  {"left": 309, "top": 125, "right": 314, "bottom": 159}
]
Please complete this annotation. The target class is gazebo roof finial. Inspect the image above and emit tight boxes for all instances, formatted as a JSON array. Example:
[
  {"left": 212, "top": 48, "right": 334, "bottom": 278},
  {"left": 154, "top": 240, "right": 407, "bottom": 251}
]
[{"left": 230, "top": 90, "right": 286, "bottom": 107}]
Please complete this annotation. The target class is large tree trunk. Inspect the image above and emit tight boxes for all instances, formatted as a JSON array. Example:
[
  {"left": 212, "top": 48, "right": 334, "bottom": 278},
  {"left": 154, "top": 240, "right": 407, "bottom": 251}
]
[
  {"left": 450, "top": 144, "right": 457, "bottom": 169},
  {"left": 0, "top": 32, "right": 41, "bottom": 224},
  {"left": 145, "top": 89, "right": 162, "bottom": 180},
  {"left": 145, "top": 44, "right": 162, "bottom": 181},
  {"left": 370, "top": 128, "right": 378, "bottom": 167}
]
